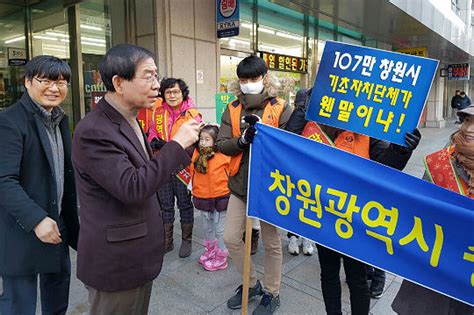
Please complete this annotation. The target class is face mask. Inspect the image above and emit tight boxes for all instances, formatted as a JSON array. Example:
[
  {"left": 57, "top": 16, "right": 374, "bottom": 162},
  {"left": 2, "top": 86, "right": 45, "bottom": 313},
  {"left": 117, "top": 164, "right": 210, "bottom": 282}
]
[{"left": 240, "top": 79, "right": 264, "bottom": 95}]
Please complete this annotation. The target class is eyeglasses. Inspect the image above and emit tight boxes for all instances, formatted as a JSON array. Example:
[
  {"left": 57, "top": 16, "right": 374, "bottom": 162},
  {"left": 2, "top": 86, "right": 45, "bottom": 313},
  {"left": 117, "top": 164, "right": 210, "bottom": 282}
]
[
  {"left": 164, "top": 89, "right": 182, "bottom": 96},
  {"left": 136, "top": 74, "right": 160, "bottom": 85},
  {"left": 34, "top": 77, "right": 69, "bottom": 89}
]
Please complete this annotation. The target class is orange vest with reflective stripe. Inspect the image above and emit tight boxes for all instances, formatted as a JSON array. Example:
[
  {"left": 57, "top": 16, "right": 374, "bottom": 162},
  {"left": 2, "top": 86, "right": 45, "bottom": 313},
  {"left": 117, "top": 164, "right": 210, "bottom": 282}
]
[
  {"left": 334, "top": 131, "right": 370, "bottom": 159},
  {"left": 302, "top": 121, "right": 370, "bottom": 159},
  {"left": 152, "top": 98, "right": 201, "bottom": 141},
  {"left": 228, "top": 97, "right": 285, "bottom": 176}
]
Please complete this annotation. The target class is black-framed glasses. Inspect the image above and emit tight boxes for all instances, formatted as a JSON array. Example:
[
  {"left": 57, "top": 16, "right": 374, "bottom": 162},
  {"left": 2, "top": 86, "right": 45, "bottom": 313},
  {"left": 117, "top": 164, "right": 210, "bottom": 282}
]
[{"left": 34, "top": 77, "right": 69, "bottom": 89}]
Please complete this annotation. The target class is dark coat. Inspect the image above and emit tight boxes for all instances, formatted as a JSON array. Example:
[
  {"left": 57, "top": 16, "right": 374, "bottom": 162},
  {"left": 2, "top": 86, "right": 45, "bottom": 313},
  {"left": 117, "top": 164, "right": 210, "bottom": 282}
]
[
  {"left": 72, "top": 98, "right": 191, "bottom": 292},
  {"left": 459, "top": 95, "right": 472, "bottom": 110},
  {"left": 451, "top": 95, "right": 462, "bottom": 109},
  {"left": 0, "top": 93, "right": 79, "bottom": 276}
]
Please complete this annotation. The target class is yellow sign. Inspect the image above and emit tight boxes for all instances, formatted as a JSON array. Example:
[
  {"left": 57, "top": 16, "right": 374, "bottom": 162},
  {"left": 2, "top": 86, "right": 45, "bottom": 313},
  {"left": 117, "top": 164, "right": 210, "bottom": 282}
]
[{"left": 395, "top": 47, "right": 427, "bottom": 57}]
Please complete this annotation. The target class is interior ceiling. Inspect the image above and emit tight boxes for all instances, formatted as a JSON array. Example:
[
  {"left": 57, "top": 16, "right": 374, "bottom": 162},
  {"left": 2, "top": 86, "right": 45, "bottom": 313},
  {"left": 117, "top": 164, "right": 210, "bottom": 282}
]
[{"left": 272, "top": 0, "right": 472, "bottom": 64}]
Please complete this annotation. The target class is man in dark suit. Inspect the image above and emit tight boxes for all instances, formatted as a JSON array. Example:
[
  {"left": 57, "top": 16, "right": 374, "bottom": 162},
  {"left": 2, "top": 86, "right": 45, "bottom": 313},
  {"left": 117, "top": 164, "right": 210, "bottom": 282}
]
[
  {"left": 72, "top": 44, "right": 200, "bottom": 314},
  {"left": 0, "top": 56, "right": 80, "bottom": 315}
]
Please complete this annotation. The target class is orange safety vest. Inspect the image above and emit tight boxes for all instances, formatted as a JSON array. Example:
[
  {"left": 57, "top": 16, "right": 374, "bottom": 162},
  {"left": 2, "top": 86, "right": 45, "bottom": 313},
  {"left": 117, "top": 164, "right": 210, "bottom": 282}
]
[
  {"left": 228, "top": 97, "right": 285, "bottom": 176},
  {"left": 151, "top": 98, "right": 201, "bottom": 141},
  {"left": 189, "top": 150, "right": 231, "bottom": 198},
  {"left": 424, "top": 146, "right": 471, "bottom": 198},
  {"left": 301, "top": 121, "right": 370, "bottom": 159}
]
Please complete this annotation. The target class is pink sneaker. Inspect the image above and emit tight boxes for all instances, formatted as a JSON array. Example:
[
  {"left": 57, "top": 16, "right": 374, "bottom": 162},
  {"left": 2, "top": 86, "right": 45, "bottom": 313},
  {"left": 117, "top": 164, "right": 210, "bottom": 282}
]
[
  {"left": 199, "top": 239, "right": 217, "bottom": 265},
  {"left": 203, "top": 248, "right": 229, "bottom": 271}
]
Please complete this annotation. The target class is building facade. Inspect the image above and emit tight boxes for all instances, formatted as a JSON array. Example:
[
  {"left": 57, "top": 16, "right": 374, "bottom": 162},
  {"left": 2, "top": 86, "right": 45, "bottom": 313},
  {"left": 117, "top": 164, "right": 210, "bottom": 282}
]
[{"left": 0, "top": 0, "right": 472, "bottom": 128}]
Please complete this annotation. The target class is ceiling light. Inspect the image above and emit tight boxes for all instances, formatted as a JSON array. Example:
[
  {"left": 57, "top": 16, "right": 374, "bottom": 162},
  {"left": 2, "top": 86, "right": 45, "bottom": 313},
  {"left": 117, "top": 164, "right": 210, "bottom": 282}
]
[
  {"left": 259, "top": 44, "right": 282, "bottom": 51},
  {"left": 60, "top": 39, "right": 70, "bottom": 43},
  {"left": 241, "top": 22, "right": 252, "bottom": 29},
  {"left": 5, "top": 36, "right": 25, "bottom": 44},
  {"left": 33, "top": 35, "right": 58, "bottom": 41},
  {"left": 229, "top": 38, "right": 249, "bottom": 46},
  {"left": 81, "top": 36, "right": 106, "bottom": 43},
  {"left": 43, "top": 47, "right": 69, "bottom": 53},
  {"left": 81, "top": 41, "right": 106, "bottom": 47},
  {"left": 80, "top": 24, "right": 102, "bottom": 31},
  {"left": 46, "top": 32, "right": 69, "bottom": 38},
  {"left": 276, "top": 32, "right": 303, "bottom": 40},
  {"left": 258, "top": 27, "right": 275, "bottom": 35}
]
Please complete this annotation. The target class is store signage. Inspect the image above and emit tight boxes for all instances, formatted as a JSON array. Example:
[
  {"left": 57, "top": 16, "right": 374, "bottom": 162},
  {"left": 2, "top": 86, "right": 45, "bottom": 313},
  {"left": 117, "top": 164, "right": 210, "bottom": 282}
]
[
  {"left": 8, "top": 48, "right": 27, "bottom": 66},
  {"left": 215, "top": 93, "right": 236, "bottom": 124},
  {"left": 260, "top": 51, "right": 308, "bottom": 74},
  {"left": 306, "top": 41, "right": 438, "bottom": 146},
  {"left": 447, "top": 63, "right": 470, "bottom": 81},
  {"left": 395, "top": 47, "right": 427, "bottom": 57},
  {"left": 216, "top": 0, "right": 240, "bottom": 38}
]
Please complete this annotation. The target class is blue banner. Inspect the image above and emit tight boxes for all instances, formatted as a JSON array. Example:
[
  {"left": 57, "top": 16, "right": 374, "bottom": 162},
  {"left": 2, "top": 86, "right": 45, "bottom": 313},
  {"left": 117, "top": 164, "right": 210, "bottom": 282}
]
[
  {"left": 306, "top": 41, "right": 439, "bottom": 146},
  {"left": 248, "top": 123, "right": 474, "bottom": 306},
  {"left": 216, "top": 0, "right": 240, "bottom": 38}
]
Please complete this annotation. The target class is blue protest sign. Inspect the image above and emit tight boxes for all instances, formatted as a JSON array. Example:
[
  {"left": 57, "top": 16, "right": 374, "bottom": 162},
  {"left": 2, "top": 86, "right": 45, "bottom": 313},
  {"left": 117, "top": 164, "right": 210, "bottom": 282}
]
[
  {"left": 216, "top": 0, "right": 240, "bottom": 38},
  {"left": 306, "top": 41, "right": 439, "bottom": 146},
  {"left": 248, "top": 123, "right": 474, "bottom": 306}
]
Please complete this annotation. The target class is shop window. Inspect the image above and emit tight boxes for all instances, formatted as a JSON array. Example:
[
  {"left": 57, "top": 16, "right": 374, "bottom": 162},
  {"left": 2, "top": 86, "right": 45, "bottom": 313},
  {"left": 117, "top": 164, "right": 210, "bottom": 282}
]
[
  {"left": 220, "top": 19, "right": 252, "bottom": 52},
  {"left": 0, "top": 4, "right": 27, "bottom": 110},
  {"left": 257, "top": 0, "right": 305, "bottom": 104},
  {"left": 220, "top": 0, "right": 253, "bottom": 52},
  {"left": 220, "top": 55, "right": 245, "bottom": 93},
  {"left": 80, "top": 0, "right": 113, "bottom": 113}
]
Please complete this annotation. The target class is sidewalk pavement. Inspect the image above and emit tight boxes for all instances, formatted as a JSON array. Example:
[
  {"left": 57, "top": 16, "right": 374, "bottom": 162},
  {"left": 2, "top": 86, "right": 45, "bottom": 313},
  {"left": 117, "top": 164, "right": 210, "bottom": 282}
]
[{"left": 64, "top": 121, "right": 460, "bottom": 315}]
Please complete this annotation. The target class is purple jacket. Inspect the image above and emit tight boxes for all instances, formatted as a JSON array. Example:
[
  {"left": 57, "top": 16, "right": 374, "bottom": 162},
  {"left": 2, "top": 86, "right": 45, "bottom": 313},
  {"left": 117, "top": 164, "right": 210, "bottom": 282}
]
[{"left": 72, "top": 98, "right": 190, "bottom": 291}]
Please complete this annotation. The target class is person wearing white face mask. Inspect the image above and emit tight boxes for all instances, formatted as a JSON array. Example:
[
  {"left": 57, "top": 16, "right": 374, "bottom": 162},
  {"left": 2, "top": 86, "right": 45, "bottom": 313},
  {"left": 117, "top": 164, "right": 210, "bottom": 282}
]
[{"left": 216, "top": 55, "right": 292, "bottom": 315}]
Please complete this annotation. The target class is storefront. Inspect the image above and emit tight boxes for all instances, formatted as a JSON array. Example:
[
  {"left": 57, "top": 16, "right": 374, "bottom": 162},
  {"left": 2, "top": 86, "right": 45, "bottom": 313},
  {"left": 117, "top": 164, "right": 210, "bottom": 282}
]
[
  {"left": 217, "top": 0, "right": 370, "bottom": 109},
  {"left": 0, "top": 0, "right": 121, "bottom": 128}
]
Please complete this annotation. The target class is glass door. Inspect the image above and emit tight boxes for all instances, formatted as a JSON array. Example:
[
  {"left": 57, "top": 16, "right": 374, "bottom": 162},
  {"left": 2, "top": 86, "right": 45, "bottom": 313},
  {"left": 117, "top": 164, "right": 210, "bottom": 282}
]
[{"left": 0, "top": 3, "right": 27, "bottom": 110}]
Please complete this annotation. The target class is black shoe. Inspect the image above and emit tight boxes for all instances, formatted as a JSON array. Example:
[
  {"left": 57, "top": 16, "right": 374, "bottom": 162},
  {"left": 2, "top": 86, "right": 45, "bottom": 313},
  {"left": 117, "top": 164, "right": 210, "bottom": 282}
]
[
  {"left": 252, "top": 292, "right": 280, "bottom": 315},
  {"left": 227, "top": 280, "right": 263, "bottom": 310},
  {"left": 370, "top": 279, "right": 385, "bottom": 299}
]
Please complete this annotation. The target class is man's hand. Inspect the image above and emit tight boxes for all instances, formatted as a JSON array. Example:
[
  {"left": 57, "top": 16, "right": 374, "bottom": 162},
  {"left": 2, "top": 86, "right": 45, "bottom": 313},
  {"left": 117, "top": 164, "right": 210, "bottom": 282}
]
[
  {"left": 34, "top": 217, "right": 62, "bottom": 244},
  {"left": 242, "top": 114, "right": 261, "bottom": 127},
  {"left": 172, "top": 119, "right": 200, "bottom": 149},
  {"left": 237, "top": 114, "right": 261, "bottom": 148},
  {"left": 395, "top": 128, "right": 422, "bottom": 154},
  {"left": 238, "top": 126, "right": 257, "bottom": 147}
]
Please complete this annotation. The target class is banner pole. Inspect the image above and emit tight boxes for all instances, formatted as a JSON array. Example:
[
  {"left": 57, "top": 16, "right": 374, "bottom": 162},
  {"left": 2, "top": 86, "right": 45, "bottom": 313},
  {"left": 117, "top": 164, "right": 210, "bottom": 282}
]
[{"left": 241, "top": 216, "right": 253, "bottom": 315}]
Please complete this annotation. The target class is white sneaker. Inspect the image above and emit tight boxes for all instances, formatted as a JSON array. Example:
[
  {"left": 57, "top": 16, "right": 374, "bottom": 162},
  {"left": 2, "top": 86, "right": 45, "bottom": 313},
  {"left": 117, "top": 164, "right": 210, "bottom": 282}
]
[
  {"left": 302, "top": 238, "right": 314, "bottom": 256},
  {"left": 288, "top": 236, "right": 300, "bottom": 255}
]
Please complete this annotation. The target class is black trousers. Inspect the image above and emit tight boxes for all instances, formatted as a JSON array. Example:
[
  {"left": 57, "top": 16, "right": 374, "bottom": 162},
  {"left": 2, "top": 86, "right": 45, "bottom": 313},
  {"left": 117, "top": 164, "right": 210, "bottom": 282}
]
[
  {"left": 0, "top": 217, "right": 71, "bottom": 315},
  {"left": 316, "top": 245, "right": 370, "bottom": 315}
]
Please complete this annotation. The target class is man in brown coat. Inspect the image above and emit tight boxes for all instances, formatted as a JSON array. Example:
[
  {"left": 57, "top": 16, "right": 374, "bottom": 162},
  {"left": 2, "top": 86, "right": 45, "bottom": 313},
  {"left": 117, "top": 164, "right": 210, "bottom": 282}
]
[{"left": 72, "top": 44, "right": 200, "bottom": 314}]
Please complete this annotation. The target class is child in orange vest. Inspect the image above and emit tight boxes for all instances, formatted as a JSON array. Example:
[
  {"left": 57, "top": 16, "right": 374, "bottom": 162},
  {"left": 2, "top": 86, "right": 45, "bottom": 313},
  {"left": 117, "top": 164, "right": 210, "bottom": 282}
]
[{"left": 190, "top": 124, "right": 231, "bottom": 271}]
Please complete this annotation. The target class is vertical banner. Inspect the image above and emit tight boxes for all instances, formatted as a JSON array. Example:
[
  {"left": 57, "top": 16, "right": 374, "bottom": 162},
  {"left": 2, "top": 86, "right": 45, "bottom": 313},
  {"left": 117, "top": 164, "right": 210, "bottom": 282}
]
[
  {"left": 248, "top": 123, "right": 474, "bottom": 306},
  {"left": 215, "top": 93, "right": 236, "bottom": 124},
  {"left": 216, "top": 0, "right": 240, "bottom": 38},
  {"left": 306, "top": 41, "right": 439, "bottom": 146}
]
